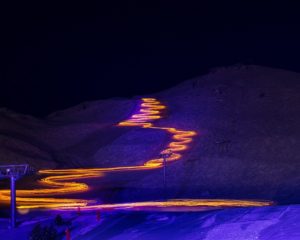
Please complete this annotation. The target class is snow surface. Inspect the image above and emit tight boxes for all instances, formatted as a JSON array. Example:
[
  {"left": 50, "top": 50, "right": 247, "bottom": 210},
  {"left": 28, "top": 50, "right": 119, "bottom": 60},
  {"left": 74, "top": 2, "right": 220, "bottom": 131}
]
[
  {"left": 74, "top": 205, "right": 300, "bottom": 240},
  {"left": 1, "top": 205, "right": 299, "bottom": 240}
]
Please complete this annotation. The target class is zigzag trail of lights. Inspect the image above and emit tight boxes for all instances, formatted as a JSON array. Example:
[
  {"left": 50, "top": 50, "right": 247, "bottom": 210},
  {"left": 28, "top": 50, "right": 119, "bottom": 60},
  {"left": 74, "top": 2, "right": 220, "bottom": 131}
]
[{"left": 0, "top": 98, "right": 273, "bottom": 211}]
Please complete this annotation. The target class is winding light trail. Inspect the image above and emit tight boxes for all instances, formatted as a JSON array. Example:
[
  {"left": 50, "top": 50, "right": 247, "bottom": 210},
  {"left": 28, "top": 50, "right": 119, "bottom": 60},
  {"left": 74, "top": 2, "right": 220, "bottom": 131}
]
[{"left": 0, "top": 98, "right": 273, "bottom": 210}]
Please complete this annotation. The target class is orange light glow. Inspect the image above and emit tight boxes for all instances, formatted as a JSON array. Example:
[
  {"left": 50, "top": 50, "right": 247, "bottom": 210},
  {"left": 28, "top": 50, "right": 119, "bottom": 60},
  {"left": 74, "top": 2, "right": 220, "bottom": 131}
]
[
  {"left": 59, "top": 199, "right": 273, "bottom": 212},
  {"left": 118, "top": 98, "right": 197, "bottom": 167}
]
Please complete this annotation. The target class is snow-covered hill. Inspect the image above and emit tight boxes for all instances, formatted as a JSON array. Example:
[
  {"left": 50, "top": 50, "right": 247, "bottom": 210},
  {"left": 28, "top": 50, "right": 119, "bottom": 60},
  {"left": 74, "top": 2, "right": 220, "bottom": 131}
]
[{"left": 0, "top": 65, "right": 299, "bottom": 203}]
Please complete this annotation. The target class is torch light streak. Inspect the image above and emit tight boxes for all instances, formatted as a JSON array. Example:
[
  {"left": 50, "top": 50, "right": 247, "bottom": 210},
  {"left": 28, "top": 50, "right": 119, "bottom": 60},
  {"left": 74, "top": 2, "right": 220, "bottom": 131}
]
[
  {"left": 58, "top": 199, "right": 273, "bottom": 212},
  {"left": 118, "top": 98, "right": 197, "bottom": 166},
  {"left": 0, "top": 98, "right": 273, "bottom": 210}
]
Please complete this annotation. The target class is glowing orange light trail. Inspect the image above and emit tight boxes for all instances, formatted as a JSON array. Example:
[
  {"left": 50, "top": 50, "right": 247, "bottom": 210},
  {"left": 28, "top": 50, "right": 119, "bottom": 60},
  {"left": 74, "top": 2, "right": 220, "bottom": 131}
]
[
  {"left": 59, "top": 199, "right": 272, "bottom": 212},
  {"left": 0, "top": 98, "right": 273, "bottom": 210},
  {"left": 118, "top": 98, "right": 197, "bottom": 166}
]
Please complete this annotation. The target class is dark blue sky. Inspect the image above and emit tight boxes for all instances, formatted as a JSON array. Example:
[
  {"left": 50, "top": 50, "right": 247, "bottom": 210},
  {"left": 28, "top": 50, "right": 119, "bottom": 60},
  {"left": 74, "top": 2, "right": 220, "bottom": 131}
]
[{"left": 0, "top": 1, "right": 299, "bottom": 116}]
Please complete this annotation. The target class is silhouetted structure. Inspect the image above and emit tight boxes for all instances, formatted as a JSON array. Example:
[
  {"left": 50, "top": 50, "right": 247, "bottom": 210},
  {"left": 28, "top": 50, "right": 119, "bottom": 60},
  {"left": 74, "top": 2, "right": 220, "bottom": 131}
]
[
  {"left": 159, "top": 150, "right": 173, "bottom": 198},
  {"left": 0, "top": 164, "right": 32, "bottom": 228}
]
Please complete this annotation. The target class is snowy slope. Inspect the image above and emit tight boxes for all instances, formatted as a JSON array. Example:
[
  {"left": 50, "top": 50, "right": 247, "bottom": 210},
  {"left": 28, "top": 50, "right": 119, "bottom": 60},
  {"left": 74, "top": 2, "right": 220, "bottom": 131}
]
[
  {"left": 0, "top": 65, "right": 299, "bottom": 203},
  {"left": 73, "top": 205, "right": 300, "bottom": 240},
  {"left": 1, "top": 205, "right": 299, "bottom": 240},
  {"left": 129, "top": 65, "right": 300, "bottom": 203}
]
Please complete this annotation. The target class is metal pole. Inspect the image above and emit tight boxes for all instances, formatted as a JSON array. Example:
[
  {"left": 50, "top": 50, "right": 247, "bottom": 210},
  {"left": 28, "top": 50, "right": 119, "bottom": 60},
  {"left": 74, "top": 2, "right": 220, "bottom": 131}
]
[
  {"left": 10, "top": 176, "right": 16, "bottom": 228},
  {"left": 163, "top": 156, "right": 166, "bottom": 198}
]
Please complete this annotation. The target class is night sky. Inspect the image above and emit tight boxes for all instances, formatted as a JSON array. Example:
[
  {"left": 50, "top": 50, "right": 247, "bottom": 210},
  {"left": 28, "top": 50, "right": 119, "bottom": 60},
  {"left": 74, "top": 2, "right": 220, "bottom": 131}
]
[{"left": 0, "top": 1, "right": 299, "bottom": 116}]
